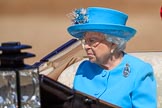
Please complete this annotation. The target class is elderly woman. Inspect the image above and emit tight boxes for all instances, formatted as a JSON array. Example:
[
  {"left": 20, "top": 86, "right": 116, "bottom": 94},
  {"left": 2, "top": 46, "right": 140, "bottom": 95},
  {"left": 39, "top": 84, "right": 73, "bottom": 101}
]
[{"left": 66, "top": 7, "right": 157, "bottom": 107}]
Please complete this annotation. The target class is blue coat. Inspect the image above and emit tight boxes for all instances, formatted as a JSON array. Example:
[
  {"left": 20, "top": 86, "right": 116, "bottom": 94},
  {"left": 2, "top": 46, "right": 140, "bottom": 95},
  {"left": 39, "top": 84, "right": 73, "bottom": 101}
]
[{"left": 73, "top": 53, "right": 157, "bottom": 108}]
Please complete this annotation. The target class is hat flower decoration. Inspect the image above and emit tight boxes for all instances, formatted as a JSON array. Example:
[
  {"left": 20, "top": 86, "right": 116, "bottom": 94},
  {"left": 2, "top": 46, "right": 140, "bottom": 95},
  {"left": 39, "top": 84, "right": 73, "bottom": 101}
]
[{"left": 71, "top": 8, "right": 88, "bottom": 25}]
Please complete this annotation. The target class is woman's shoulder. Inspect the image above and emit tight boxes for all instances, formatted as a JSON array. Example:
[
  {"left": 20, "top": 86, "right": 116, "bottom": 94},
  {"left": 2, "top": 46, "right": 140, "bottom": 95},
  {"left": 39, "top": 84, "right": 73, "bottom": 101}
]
[
  {"left": 125, "top": 53, "right": 150, "bottom": 64},
  {"left": 124, "top": 53, "right": 153, "bottom": 71}
]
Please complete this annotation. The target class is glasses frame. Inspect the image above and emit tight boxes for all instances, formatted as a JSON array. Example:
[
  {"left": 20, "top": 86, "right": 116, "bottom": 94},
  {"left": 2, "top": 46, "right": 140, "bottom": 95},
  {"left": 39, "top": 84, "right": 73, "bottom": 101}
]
[{"left": 80, "top": 36, "right": 106, "bottom": 47}]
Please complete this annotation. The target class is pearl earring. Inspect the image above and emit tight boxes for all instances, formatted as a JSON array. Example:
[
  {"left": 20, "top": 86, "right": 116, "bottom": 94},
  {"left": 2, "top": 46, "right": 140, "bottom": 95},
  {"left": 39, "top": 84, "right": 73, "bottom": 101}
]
[{"left": 110, "top": 49, "right": 114, "bottom": 54}]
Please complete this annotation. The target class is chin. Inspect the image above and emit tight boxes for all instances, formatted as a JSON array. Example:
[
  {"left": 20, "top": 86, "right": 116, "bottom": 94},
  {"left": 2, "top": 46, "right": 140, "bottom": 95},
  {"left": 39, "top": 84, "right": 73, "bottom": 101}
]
[{"left": 89, "top": 58, "right": 96, "bottom": 63}]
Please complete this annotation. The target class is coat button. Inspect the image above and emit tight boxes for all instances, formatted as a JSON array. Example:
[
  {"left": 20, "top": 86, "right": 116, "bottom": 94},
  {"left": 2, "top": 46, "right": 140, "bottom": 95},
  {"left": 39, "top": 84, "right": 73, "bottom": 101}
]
[{"left": 102, "top": 70, "right": 107, "bottom": 77}]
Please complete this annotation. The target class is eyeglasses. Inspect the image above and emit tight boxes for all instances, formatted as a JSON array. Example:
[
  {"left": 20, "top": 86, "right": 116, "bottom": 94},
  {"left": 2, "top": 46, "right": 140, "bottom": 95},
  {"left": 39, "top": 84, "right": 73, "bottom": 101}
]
[{"left": 80, "top": 37, "right": 105, "bottom": 47}]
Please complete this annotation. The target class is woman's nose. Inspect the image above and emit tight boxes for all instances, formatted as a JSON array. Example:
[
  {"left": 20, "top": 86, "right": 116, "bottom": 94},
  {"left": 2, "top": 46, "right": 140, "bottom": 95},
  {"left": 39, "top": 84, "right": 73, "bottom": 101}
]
[{"left": 83, "top": 44, "right": 91, "bottom": 50}]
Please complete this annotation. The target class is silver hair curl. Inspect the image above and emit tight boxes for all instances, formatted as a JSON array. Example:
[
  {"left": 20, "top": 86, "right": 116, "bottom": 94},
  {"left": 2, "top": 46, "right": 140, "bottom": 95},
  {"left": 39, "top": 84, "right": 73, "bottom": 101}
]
[{"left": 104, "top": 34, "right": 127, "bottom": 52}]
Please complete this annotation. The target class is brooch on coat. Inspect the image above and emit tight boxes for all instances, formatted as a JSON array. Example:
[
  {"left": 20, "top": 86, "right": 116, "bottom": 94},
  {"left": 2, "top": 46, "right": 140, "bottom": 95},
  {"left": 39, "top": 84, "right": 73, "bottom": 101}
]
[{"left": 123, "top": 63, "right": 131, "bottom": 77}]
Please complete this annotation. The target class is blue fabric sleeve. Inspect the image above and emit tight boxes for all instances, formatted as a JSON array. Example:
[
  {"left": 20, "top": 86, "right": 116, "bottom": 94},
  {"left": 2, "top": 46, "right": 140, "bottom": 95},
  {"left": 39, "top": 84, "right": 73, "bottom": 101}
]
[{"left": 132, "top": 63, "right": 157, "bottom": 108}]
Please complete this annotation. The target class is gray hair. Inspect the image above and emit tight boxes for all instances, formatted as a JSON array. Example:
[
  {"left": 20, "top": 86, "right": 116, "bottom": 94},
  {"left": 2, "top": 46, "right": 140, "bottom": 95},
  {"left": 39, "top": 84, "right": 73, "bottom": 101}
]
[{"left": 104, "top": 34, "right": 127, "bottom": 52}]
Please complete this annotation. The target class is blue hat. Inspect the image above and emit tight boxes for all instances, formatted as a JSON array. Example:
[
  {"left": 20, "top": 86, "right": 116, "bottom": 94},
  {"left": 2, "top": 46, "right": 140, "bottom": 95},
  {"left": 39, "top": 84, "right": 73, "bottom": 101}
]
[{"left": 67, "top": 7, "right": 136, "bottom": 41}]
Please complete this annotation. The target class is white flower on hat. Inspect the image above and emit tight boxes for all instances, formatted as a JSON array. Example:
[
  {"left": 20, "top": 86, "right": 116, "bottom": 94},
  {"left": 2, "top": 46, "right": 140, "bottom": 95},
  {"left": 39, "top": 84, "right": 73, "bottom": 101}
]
[{"left": 70, "top": 8, "right": 89, "bottom": 25}]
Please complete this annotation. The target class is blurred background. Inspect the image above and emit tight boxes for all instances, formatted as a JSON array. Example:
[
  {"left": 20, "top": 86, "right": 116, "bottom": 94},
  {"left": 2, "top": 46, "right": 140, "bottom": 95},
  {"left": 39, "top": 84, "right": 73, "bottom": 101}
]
[{"left": 0, "top": 0, "right": 162, "bottom": 64}]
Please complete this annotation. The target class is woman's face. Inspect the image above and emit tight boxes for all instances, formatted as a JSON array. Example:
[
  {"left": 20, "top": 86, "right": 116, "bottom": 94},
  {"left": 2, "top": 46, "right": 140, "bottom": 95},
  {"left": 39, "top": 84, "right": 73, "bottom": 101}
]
[{"left": 81, "top": 32, "right": 115, "bottom": 64}]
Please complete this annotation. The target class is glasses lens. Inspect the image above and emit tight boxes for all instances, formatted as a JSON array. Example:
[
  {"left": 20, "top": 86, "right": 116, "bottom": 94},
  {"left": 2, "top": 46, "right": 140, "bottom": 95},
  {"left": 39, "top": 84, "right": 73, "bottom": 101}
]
[{"left": 80, "top": 37, "right": 103, "bottom": 47}]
